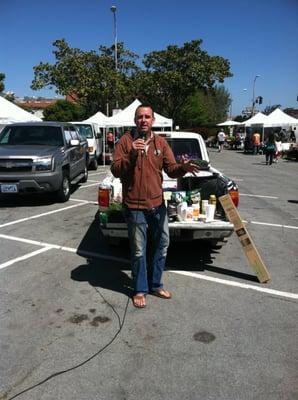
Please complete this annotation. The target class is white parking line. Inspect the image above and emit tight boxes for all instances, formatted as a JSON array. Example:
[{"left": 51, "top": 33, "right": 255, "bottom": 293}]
[
  {"left": 0, "top": 233, "right": 297, "bottom": 300},
  {"left": 171, "top": 270, "right": 298, "bottom": 300},
  {"left": 249, "top": 221, "right": 298, "bottom": 230},
  {"left": 70, "top": 198, "right": 97, "bottom": 204},
  {"left": 78, "top": 183, "right": 99, "bottom": 189},
  {"left": 240, "top": 194, "right": 279, "bottom": 199},
  {"left": 0, "top": 202, "right": 88, "bottom": 228},
  {"left": 0, "top": 247, "right": 51, "bottom": 270},
  {"left": 0, "top": 233, "right": 130, "bottom": 265}
]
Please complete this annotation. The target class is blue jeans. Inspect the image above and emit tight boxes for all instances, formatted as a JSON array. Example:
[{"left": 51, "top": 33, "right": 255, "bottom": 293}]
[{"left": 125, "top": 204, "right": 170, "bottom": 294}]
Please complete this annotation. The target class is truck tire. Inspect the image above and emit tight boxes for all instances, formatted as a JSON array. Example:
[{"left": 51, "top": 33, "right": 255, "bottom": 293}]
[
  {"left": 81, "top": 165, "right": 88, "bottom": 183},
  {"left": 91, "top": 157, "right": 98, "bottom": 170},
  {"left": 56, "top": 171, "right": 71, "bottom": 202}
]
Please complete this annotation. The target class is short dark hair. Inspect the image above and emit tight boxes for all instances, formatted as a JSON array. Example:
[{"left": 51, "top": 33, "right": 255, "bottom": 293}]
[{"left": 135, "top": 104, "right": 154, "bottom": 117}]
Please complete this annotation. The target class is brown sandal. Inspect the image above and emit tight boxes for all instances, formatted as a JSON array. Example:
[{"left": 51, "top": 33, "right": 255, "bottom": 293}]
[
  {"left": 132, "top": 293, "right": 147, "bottom": 308},
  {"left": 151, "top": 288, "right": 172, "bottom": 299}
]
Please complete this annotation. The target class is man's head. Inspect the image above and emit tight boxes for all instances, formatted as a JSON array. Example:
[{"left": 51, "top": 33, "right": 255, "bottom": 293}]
[{"left": 134, "top": 104, "right": 155, "bottom": 135}]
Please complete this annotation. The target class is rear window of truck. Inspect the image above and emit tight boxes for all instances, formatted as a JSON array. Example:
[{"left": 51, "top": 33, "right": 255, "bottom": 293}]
[{"left": 166, "top": 138, "right": 202, "bottom": 162}]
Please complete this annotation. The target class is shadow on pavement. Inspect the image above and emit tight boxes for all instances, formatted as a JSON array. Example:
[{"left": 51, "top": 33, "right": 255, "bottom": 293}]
[
  {"left": 166, "top": 241, "right": 258, "bottom": 282},
  {"left": 73, "top": 215, "right": 258, "bottom": 297}
]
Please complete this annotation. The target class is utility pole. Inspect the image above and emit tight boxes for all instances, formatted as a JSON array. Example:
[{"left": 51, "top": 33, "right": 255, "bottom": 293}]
[{"left": 111, "top": 5, "right": 118, "bottom": 109}]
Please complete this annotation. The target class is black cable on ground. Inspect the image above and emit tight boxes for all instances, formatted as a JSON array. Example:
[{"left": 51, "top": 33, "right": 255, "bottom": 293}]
[{"left": 4, "top": 287, "right": 130, "bottom": 400}]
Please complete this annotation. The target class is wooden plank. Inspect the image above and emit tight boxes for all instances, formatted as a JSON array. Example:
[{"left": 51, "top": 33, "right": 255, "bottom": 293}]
[{"left": 219, "top": 194, "right": 271, "bottom": 283}]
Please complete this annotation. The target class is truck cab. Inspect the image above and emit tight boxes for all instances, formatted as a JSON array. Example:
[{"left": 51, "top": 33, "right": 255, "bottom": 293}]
[{"left": 72, "top": 122, "right": 103, "bottom": 170}]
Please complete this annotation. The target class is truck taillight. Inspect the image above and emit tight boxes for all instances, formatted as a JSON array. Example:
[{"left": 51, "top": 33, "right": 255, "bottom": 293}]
[
  {"left": 98, "top": 187, "right": 110, "bottom": 208},
  {"left": 229, "top": 190, "right": 239, "bottom": 207}
]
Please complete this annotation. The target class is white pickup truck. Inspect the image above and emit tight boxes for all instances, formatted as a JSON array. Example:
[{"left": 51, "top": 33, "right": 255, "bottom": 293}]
[{"left": 97, "top": 132, "right": 239, "bottom": 247}]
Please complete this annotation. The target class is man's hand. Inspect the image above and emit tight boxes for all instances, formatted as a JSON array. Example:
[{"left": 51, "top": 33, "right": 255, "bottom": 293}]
[
  {"left": 181, "top": 160, "right": 200, "bottom": 176},
  {"left": 132, "top": 138, "right": 146, "bottom": 152}
]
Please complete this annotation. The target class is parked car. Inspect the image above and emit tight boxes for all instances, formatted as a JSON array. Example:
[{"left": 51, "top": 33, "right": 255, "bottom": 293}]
[{"left": 0, "top": 122, "right": 89, "bottom": 202}]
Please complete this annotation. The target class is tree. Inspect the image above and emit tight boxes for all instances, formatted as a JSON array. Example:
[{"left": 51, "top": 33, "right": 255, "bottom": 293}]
[
  {"left": 31, "top": 39, "right": 139, "bottom": 117},
  {"left": 175, "top": 86, "right": 231, "bottom": 129},
  {"left": 0, "top": 72, "right": 5, "bottom": 93},
  {"left": 134, "top": 40, "right": 232, "bottom": 122},
  {"left": 43, "top": 99, "right": 84, "bottom": 121}
]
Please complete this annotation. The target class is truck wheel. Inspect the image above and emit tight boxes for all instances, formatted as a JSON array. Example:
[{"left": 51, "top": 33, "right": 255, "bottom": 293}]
[
  {"left": 56, "top": 171, "right": 71, "bottom": 202},
  {"left": 91, "top": 157, "right": 98, "bottom": 170},
  {"left": 81, "top": 165, "right": 88, "bottom": 183}
]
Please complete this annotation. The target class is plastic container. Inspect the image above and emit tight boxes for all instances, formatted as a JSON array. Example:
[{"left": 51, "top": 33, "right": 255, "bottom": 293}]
[
  {"left": 192, "top": 203, "right": 200, "bottom": 220},
  {"left": 177, "top": 201, "right": 188, "bottom": 221},
  {"left": 201, "top": 200, "right": 209, "bottom": 215}
]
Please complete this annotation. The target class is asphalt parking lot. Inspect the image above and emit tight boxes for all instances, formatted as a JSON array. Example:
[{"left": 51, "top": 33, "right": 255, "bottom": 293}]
[{"left": 0, "top": 151, "right": 297, "bottom": 400}]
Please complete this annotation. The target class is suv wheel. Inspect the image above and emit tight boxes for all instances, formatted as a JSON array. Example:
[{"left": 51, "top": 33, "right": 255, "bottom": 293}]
[
  {"left": 56, "top": 171, "right": 71, "bottom": 202},
  {"left": 81, "top": 165, "right": 88, "bottom": 183}
]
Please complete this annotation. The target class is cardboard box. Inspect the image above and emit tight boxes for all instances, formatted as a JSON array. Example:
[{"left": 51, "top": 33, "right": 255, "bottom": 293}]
[{"left": 219, "top": 194, "right": 270, "bottom": 283}]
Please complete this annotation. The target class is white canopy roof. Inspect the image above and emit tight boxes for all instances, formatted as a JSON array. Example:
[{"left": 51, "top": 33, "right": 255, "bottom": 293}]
[
  {"left": 106, "top": 99, "right": 173, "bottom": 128},
  {"left": 264, "top": 108, "right": 298, "bottom": 127},
  {"left": 83, "top": 110, "right": 110, "bottom": 127},
  {"left": 216, "top": 119, "right": 242, "bottom": 126},
  {"left": 243, "top": 112, "right": 269, "bottom": 126},
  {"left": 0, "top": 96, "right": 42, "bottom": 124}
]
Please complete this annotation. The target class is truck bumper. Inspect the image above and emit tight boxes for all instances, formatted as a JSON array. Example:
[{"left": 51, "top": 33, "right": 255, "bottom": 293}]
[
  {"left": 0, "top": 171, "right": 62, "bottom": 194},
  {"left": 99, "top": 220, "right": 234, "bottom": 242}
]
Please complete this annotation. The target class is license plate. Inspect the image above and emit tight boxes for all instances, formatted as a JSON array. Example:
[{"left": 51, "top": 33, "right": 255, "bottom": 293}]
[{"left": 1, "top": 184, "right": 18, "bottom": 193}]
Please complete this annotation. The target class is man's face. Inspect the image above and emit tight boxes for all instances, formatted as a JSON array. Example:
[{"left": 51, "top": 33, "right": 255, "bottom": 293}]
[{"left": 134, "top": 106, "right": 155, "bottom": 134}]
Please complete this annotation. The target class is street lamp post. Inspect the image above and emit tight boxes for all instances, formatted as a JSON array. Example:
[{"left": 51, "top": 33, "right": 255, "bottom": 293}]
[
  {"left": 111, "top": 5, "right": 118, "bottom": 109},
  {"left": 251, "top": 74, "right": 260, "bottom": 116}
]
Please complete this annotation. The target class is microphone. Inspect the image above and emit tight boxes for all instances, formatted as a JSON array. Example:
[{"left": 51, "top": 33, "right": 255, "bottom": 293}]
[
  {"left": 139, "top": 131, "right": 146, "bottom": 156},
  {"left": 139, "top": 130, "right": 146, "bottom": 140}
]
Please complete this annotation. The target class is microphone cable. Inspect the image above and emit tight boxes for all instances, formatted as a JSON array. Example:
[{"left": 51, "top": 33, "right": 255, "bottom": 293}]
[{"left": 4, "top": 287, "right": 130, "bottom": 400}]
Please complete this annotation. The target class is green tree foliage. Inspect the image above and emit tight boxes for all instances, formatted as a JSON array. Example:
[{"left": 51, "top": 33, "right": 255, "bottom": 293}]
[
  {"left": 0, "top": 72, "right": 5, "bottom": 93},
  {"left": 135, "top": 40, "right": 232, "bottom": 122},
  {"left": 43, "top": 99, "right": 84, "bottom": 121},
  {"left": 31, "top": 39, "right": 139, "bottom": 117},
  {"left": 177, "top": 86, "right": 231, "bottom": 128},
  {"left": 31, "top": 38, "right": 232, "bottom": 124}
]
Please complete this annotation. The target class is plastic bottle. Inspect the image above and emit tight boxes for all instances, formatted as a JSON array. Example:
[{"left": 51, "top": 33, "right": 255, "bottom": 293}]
[
  {"left": 201, "top": 200, "right": 209, "bottom": 215},
  {"left": 177, "top": 201, "right": 188, "bottom": 221}
]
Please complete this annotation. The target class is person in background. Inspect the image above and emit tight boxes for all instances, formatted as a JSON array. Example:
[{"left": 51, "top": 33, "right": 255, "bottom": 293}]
[
  {"left": 217, "top": 129, "right": 226, "bottom": 152},
  {"left": 264, "top": 132, "right": 277, "bottom": 165},
  {"left": 106, "top": 130, "right": 114, "bottom": 151},
  {"left": 274, "top": 139, "right": 282, "bottom": 163},
  {"left": 111, "top": 104, "right": 199, "bottom": 308},
  {"left": 252, "top": 131, "right": 261, "bottom": 155}
]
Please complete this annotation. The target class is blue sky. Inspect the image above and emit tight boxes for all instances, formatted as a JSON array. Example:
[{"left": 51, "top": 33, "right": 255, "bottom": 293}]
[{"left": 1, "top": 0, "right": 297, "bottom": 116}]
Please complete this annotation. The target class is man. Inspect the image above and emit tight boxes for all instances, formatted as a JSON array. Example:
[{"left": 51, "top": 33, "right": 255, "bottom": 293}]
[
  {"left": 252, "top": 131, "right": 261, "bottom": 155},
  {"left": 111, "top": 104, "right": 199, "bottom": 308},
  {"left": 217, "top": 130, "right": 226, "bottom": 152}
]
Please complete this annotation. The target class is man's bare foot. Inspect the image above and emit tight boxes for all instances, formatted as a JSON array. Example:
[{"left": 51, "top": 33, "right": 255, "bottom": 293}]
[
  {"left": 132, "top": 293, "right": 146, "bottom": 308},
  {"left": 151, "top": 288, "right": 172, "bottom": 299}
]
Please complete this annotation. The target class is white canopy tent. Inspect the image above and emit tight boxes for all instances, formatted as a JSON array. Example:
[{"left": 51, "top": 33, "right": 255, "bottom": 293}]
[
  {"left": 0, "top": 96, "right": 41, "bottom": 130},
  {"left": 216, "top": 120, "right": 243, "bottom": 126},
  {"left": 83, "top": 110, "right": 110, "bottom": 127},
  {"left": 106, "top": 99, "right": 173, "bottom": 129},
  {"left": 243, "top": 112, "right": 270, "bottom": 142},
  {"left": 264, "top": 108, "right": 298, "bottom": 127},
  {"left": 243, "top": 112, "right": 269, "bottom": 126}
]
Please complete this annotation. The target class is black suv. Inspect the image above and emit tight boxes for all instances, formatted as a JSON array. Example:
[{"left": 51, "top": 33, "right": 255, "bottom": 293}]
[{"left": 0, "top": 122, "right": 89, "bottom": 202}]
